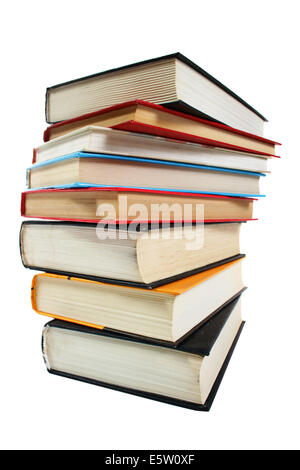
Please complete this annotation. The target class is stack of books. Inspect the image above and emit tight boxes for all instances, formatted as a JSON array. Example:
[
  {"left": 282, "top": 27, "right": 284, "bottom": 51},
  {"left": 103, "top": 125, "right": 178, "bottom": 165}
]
[{"left": 20, "top": 53, "right": 280, "bottom": 411}]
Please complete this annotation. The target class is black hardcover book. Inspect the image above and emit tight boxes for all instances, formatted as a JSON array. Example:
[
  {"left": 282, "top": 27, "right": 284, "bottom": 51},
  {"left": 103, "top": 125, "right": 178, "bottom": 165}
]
[
  {"left": 20, "top": 220, "right": 245, "bottom": 289},
  {"left": 45, "top": 52, "right": 266, "bottom": 137},
  {"left": 42, "top": 295, "right": 245, "bottom": 411}
]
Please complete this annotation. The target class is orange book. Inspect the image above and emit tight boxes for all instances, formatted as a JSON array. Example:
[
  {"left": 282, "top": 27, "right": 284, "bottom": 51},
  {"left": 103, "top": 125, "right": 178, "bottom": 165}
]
[{"left": 32, "top": 257, "right": 245, "bottom": 345}]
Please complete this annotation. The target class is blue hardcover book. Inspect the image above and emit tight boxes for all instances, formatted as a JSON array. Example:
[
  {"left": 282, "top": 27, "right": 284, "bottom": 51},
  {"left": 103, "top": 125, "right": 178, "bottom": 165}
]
[{"left": 26, "top": 151, "right": 265, "bottom": 198}]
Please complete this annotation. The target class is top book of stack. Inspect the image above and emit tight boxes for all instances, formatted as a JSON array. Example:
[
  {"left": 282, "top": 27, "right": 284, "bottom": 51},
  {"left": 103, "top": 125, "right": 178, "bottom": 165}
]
[{"left": 45, "top": 52, "right": 267, "bottom": 136}]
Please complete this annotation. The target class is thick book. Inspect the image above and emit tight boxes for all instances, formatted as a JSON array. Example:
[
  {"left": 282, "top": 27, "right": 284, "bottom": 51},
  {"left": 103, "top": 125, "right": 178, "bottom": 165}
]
[
  {"left": 45, "top": 52, "right": 265, "bottom": 136},
  {"left": 20, "top": 220, "right": 244, "bottom": 288},
  {"left": 33, "top": 125, "right": 271, "bottom": 174},
  {"left": 26, "top": 152, "right": 265, "bottom": 197},
  {"left": 31, "top": 257, "right": 245, "bottom": 344},
  {"left": 43, "top": 100, "right": 280, "bottom": 158},
  {"left": 21, "top": 187, "right": 255, "bottom": 223},
  {"left": 42, "top": 295, "right": 245, "bottom": 411}
]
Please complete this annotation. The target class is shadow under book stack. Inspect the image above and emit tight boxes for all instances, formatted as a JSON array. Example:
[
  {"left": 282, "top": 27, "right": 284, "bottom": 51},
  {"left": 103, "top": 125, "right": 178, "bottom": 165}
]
[{"left": 20, "top": 53, "right": 280, "bottom": 411}]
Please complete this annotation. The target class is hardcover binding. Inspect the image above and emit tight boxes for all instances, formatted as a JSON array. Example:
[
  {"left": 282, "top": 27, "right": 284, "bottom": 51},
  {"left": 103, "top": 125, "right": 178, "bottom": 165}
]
[
  {"left": 43, "top": 100, "right": 280, "bottom": 148},
  {"left": 21, "top": 187, "right": 257, "bottom": 222},
  {"left": 43, "top": 316, "right": 245, "bottom": 411},
  {"left": 32, "top": 148, "right": 37, "bottom": 164},
  {"left": 19, "top": 220, "right": 246, "bottom": 288},
  {"left": 31, "top": 269, "right": 246, "bottom": 346},
  {"left": 21, "top": 250, "right": 246, "bottom": 290},
  {"left": 45, "top": 52, "right": 267, "bottom": 123}
]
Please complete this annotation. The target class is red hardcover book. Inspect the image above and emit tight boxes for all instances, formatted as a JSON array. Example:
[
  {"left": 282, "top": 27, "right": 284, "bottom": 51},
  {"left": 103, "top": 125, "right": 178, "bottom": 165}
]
[
  {"left": 43, "top": 100, "right": 280, "bottom": 158},
  {"left": 21, "top": 187, "right": 256, "bottom": 223}
]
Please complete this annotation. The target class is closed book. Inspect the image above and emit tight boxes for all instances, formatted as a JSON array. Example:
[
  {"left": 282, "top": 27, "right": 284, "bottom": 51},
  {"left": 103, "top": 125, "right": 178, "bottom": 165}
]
[
  {"left": 21, "top": 187, "right": 255, "bottom": 223},
  {"left": 33, "top": 125, "right": 271, "bottom": 174},
  {"left": 20, "top": 220, "right": 245, "bottom": 288},
  {"left": 42, "top": 295, "right": 245, "bottom": 411},
  {"left": 32, "top": 258, "right": 246, "bottom": 344},
  {"left": 26, "top": 152, "right": 264, "bottom": 197},
  {"left": 43, "top": 100, "right": 280, "bottom": 158},
  {"left": 45, "top": 52, "right": 265, "bottom": 136}
]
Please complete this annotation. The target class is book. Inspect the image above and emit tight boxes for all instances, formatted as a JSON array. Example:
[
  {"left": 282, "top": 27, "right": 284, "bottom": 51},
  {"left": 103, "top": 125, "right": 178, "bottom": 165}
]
[
  {"left": 42, "top": 294, "right": 245, "bottom": 411},
  {"left": 45, "top": 52, "right": 265, "bottom": 136},
  {"left": 43, "top": 100, "right": 280, "bottom": 157},
  {"left": 21, "top": 187, "right": 255, "bottom": 222},
  {"left": 26, "top": 152, "right": 264, "bottom": 197},
  {"left": 31, "top": 258, "right": 245, "bottom": 344},
  {"left": 20, "top": 221, "right": 244, "bottom": 288},
  {"left": 33, "top": 125, "right": 271, "bottom": 174}
]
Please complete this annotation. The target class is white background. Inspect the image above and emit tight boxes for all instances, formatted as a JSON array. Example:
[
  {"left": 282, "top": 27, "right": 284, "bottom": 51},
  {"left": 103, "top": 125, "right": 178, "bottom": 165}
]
[{"left": 1, "top": 0, "right": 299, "bottom": 450}]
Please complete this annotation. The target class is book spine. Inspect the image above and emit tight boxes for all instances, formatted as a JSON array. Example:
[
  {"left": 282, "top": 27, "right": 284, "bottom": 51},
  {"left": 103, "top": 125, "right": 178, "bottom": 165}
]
[
  {"left": 45, "top": 88, "right": 50, "bottom": 124},
  {"left": 19, "top": 222, "right": 27, "bottom": 268},
  {"left": 32, "top": 148, "right": 37, "bottom": 164},
  {"left": 43, "top": 128, "right": 50, "bottom": 142},
  {"left": 20, "top": 192, "right": 26, "bottom": 216}
]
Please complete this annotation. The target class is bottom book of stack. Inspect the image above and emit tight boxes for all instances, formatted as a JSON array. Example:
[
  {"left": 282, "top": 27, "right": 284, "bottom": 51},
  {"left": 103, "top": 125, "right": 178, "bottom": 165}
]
[{"left": 42, "top": 295, "right": 245, "bottom": 411}]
